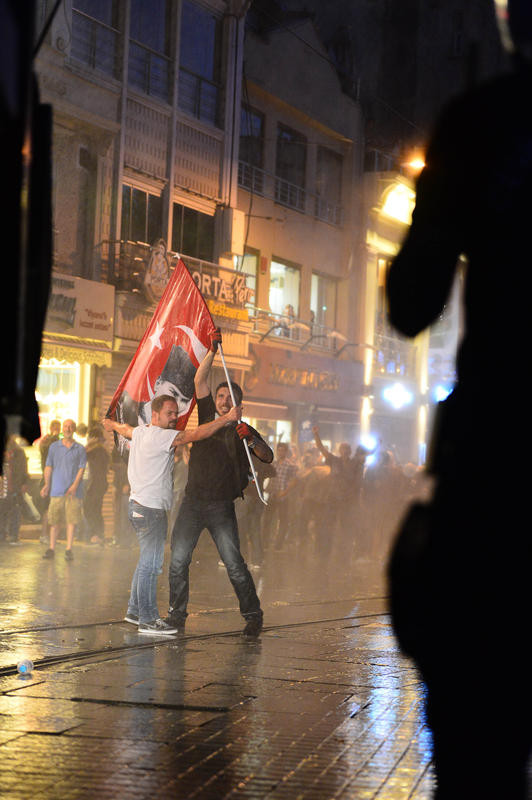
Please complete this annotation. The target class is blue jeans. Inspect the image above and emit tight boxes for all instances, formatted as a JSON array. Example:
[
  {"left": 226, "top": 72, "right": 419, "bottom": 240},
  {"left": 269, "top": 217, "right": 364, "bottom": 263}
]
[
  {"left": 168, "top": 496, "right": 262, "bottom": 623},
  {"left": 127, "top": 500, "right": 167, "bottom": 624}
]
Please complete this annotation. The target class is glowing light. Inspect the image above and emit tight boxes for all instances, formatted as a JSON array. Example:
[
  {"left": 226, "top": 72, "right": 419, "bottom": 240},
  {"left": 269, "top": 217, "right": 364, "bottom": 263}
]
[
  {"left": 381, "top": 183, "right": 416, "bottom": 225},
  {"left": 361, "top": 433, "right": 378, "bottom": 452},
  {"left": 433, "top": 384, "right": 453, "bottom": 403},
  {"left": 382, "top": 382, "right": 414, "bottom": 410},
  {"left": 408, "top": 157, "right": 425, "bottom": 171}
]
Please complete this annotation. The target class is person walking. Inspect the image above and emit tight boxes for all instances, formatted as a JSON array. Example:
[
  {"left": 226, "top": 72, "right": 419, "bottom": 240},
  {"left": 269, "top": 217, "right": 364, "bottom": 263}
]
[
  {"left": 166, "top": 331, "right": 273, "bottom": 637},
  {"left": 40, "top": 419, "right": 86, "bottom": 560},
  {"left": 37, "top": 419, "right": 61, "bottom": 545},
  {"left": 104, "top": 391, "right": 242, "bottom": 635}
]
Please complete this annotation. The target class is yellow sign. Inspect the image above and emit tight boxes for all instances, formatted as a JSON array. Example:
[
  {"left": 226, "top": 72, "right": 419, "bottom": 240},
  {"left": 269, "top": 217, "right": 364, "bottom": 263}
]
[{"left": 207, "top": 299, "right": 249, "bottom": 321}]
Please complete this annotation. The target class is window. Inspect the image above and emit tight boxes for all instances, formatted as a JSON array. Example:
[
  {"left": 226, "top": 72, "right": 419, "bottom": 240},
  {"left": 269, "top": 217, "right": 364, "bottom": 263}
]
[
  {"left": 128, "top": 0, "right": 172, "bottom": 101},
  {"left": 315, "top": 146, "right": 343, "bottom": 225},
  {"left": 121, "top": 186, "right": 163, "bottom": 244},
  {"left": 269, "top": 259, "right": 300, "bottom": 318},
  {"left": 178, "top": 1, "right": 222, "bottom": 125},
  {"left": 71, "top": 0, "right": 120, "bottom": 77},
  {"left": 234, "top": 250, "right": 258, "bottom": 305},
  {"left": 238, "top": 106, "right": 264, "bottom": 193},
  {"left": 172, "top": 203, "right": 214, "bottom": 262},
  {"left": 311, "top": 273, "right": 337, "bottom": 329},
  {"left": 275, "top": 124, "right": 306, "bottom": 211}
]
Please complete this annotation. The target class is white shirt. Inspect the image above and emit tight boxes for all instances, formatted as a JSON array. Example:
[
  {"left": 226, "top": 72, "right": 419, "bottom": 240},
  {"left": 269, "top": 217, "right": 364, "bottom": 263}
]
[{"left": 128, "top": 425, "right": 179, "bottom": 510}]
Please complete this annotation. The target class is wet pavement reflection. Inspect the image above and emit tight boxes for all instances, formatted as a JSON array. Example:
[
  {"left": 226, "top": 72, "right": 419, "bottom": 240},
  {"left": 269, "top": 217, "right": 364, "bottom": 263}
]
[{"left": 0, "top": 536, "right": 435, "bottom": 798}]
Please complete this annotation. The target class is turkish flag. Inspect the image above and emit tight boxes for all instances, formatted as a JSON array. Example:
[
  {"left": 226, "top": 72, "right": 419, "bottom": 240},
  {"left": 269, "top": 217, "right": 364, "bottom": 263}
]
[{"left": 106, "top": 258, "right": 216, "bottom": 458}]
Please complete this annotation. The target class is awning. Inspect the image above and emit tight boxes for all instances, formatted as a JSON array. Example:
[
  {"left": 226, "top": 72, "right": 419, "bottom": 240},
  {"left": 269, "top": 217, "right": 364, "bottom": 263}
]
[{"left": 41, "top": 336, "right": 112, "bottom": 367}]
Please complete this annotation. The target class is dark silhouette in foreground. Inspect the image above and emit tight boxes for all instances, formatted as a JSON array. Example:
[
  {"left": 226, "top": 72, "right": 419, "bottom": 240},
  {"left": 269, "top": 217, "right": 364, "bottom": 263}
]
[{"left": 387, "top": 2, "right": 532, "bottom": 797}]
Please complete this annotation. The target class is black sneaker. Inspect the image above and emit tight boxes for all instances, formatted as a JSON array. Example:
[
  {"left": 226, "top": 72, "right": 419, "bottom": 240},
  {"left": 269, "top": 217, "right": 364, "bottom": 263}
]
[
  {"left": 42, "top": 548, "right": 55, "bottom": 559},
  {"left": 242, "top": 616, "right": 263, "bottom": 638},
  {"left": 124, "top": 613, "right": 139, "bottom": 625},
  {"left": 164, "top": 615, "right": 185, "bottom": 634},
  {"left": 65, "top": 549, "right": 74, "bottom": 561},
  {"left": 138, "top": 619, "right": 178, "bottom": 636}
]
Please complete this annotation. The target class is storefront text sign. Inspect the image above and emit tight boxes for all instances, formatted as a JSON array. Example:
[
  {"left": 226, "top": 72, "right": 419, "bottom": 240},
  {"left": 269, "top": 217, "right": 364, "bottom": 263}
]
[
  {"left": 269, "top": 363, "right": 339, "bottom": 392},
  {"left": 191, "top": 270, "right": 253, "bottom": 310},
  {"left": 45, "top": 273, "right": 115, "bottom": 343},
  {"left": 245, "top": 343, "right": 362, "bottom": 408}
]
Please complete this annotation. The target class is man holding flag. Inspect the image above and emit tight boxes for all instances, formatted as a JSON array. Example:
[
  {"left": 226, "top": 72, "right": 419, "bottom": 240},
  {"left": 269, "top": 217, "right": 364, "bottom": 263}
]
[
  {"left": 104, "top": 390, "right": 241, "bottom": 635},
  {"left": 166, "top": 331, "right": 273, "bottom": 638},
  {"left": 105, "top": 255, "right": 270, "bottom": 636}
]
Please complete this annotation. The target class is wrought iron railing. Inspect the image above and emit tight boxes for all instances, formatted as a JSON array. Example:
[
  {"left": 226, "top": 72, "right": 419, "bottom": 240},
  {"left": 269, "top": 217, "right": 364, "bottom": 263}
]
[
  {"left": 128, "top": 39, "right": 171, "bottom": 102},
  {"left": 178, "top": 67, "right": 220, "bottom": 126},
  {"left": 71, "top": 9, "right": 120, "bottom": 78},
  {"left": 238, "top": 160, "right": 344, "bottom": 226}
]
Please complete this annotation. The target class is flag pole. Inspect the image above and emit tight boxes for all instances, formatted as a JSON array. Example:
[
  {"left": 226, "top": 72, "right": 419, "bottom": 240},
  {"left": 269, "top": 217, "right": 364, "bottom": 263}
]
[{"left": 218, "top": 343, "right": 267, "bottom": 505}]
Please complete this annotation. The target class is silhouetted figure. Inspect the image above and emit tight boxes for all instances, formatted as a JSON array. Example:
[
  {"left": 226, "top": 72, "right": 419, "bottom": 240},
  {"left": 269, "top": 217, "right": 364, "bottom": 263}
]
[
  {"left": 387, "top": 4, "right": 531, "bottom": 797},
  {"left": 83, "top": 423, "right": 110, "bottom": 545}
]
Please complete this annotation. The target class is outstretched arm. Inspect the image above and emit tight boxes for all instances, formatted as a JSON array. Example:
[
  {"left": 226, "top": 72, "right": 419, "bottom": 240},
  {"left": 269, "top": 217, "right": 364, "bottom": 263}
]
[
  {"left": 179, "top": 404, "right": 242, "bottom": 445},
  {"left": 102, "top": 417, "right": 134, "bottom": 440},
  {"left": 312, "top": 425, "right": 329, "bottom": 458}
]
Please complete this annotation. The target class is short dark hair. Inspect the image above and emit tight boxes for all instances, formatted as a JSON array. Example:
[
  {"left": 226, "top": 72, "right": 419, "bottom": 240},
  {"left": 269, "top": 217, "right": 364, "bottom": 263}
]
[
  {"left": 151, "top": 394, "right": 178, "bottom": 414},
  {"left": 215, "top": 381, "right": 243, "bottom": 405},
  {"left": 88, "top": 422, "right": 104, "bottom": 440}
]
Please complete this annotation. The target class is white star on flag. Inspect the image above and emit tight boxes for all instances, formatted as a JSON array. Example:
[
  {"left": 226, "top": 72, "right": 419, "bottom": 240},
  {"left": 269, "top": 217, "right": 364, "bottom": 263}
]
[{"left": 148, "top": 321, "right": 164, "bottom": 351}]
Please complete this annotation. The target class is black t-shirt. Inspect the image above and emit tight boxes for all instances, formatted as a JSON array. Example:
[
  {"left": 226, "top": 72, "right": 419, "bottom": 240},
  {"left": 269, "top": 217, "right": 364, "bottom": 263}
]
[{"left": 185, "top": 395, "right": 252, "bottom": 502}]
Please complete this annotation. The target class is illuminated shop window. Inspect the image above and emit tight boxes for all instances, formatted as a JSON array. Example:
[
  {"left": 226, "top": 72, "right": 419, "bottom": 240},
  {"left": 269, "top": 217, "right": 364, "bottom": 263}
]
[
  {"left": 36, "top": 360, "right": 81, "bottom": 432},
  {"left": 24, "top": 359, "right": 83, "bottom": 475},
  {"left": 242, "top": 417, "right": 291, "bottom": 450}
]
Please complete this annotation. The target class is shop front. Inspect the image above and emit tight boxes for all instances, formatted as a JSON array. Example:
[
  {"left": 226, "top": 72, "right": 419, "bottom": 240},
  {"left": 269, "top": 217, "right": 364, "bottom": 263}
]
[
  {"left": 26, "top": 273, "right": 115, "bottom": 475},
  {"left": 242, "top": 343, "right": 363, "bottom": 451}
]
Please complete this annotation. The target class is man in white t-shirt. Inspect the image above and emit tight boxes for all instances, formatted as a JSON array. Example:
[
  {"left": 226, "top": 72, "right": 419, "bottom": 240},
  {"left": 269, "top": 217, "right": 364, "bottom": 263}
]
[{"left": 104, "top": 393, "right": 240, "bottom": 635}]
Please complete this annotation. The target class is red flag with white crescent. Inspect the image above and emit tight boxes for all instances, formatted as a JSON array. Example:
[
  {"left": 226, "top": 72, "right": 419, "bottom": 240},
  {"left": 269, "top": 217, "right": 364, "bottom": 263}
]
[{"left": 106, "top": 258, "right": 216, "bottom": 458}]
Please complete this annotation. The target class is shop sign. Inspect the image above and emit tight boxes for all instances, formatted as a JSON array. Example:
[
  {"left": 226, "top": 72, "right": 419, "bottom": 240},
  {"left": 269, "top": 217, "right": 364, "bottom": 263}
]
[
  {"left": 245, "top": 343, "right": 362, "bottom": 409},
  {"left": 269, "top": 363, "right": 339, "bottom": 392},
  {"left": 45, "top": 273, "right": 114, "bottom": 343},
  {"left": 191, "top": 270, "right": 253, "bottom": 313}
]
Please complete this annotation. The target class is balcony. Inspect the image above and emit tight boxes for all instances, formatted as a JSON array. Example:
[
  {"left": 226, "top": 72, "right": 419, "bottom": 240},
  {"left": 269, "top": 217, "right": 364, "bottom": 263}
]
[
  {"left": 178, "top": 67, "right": 220, "bottom": 127},
  {"left": 71, "top": 9, "right": 120, "bottom": 78},
  {"left": 238, "top": 161, "right": 344, "bottom": 226},
  {"left": 128, "top": 40, "right": 171, "bottom": 103},
  {"left": 248, "top": 307, "right": 343, "bottom": 354},
  {"left": 274, "top": 176, "right": 306, "bottom": 213}
]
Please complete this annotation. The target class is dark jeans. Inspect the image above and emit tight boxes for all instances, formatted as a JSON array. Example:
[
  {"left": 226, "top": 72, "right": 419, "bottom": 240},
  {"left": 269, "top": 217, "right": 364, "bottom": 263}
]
[
  {"left": 0, "top": 496, "right": 21, "bottom": 542},
  {"left": 83, "top": 487, "right": 106, "bottom": 541},
  {"left": 168, "top": 496, "right": 262, "bottom": 623}
]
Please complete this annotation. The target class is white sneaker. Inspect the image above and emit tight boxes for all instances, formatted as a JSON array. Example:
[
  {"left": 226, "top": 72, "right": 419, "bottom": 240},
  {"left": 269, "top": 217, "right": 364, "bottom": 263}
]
[{"left": 138, "top": 618, "right": 177, "bottom": 635}]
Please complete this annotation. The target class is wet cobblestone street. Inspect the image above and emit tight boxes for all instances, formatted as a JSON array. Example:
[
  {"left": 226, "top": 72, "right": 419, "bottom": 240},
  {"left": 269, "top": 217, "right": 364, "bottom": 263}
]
[{"left": 0, "top": 535, "right": 435, "bottom": 799}]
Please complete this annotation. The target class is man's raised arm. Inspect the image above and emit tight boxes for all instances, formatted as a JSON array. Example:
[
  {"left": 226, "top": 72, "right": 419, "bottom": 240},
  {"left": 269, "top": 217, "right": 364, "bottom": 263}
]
[{"left": 195, "top": 328, "right": 222, "bottom": 399}]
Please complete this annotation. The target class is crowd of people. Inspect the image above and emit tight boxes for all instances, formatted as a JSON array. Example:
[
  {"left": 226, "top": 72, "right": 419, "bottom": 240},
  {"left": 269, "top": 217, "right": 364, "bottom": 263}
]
[
  {"left": 237, "top": 427, "right": 430, "bottom": 569},
  {"left": 0, "top": 418, "right": 136, "bottom": 553},
  {"left": 1, "top": 411, "right": 429, "bottom": 570}
]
